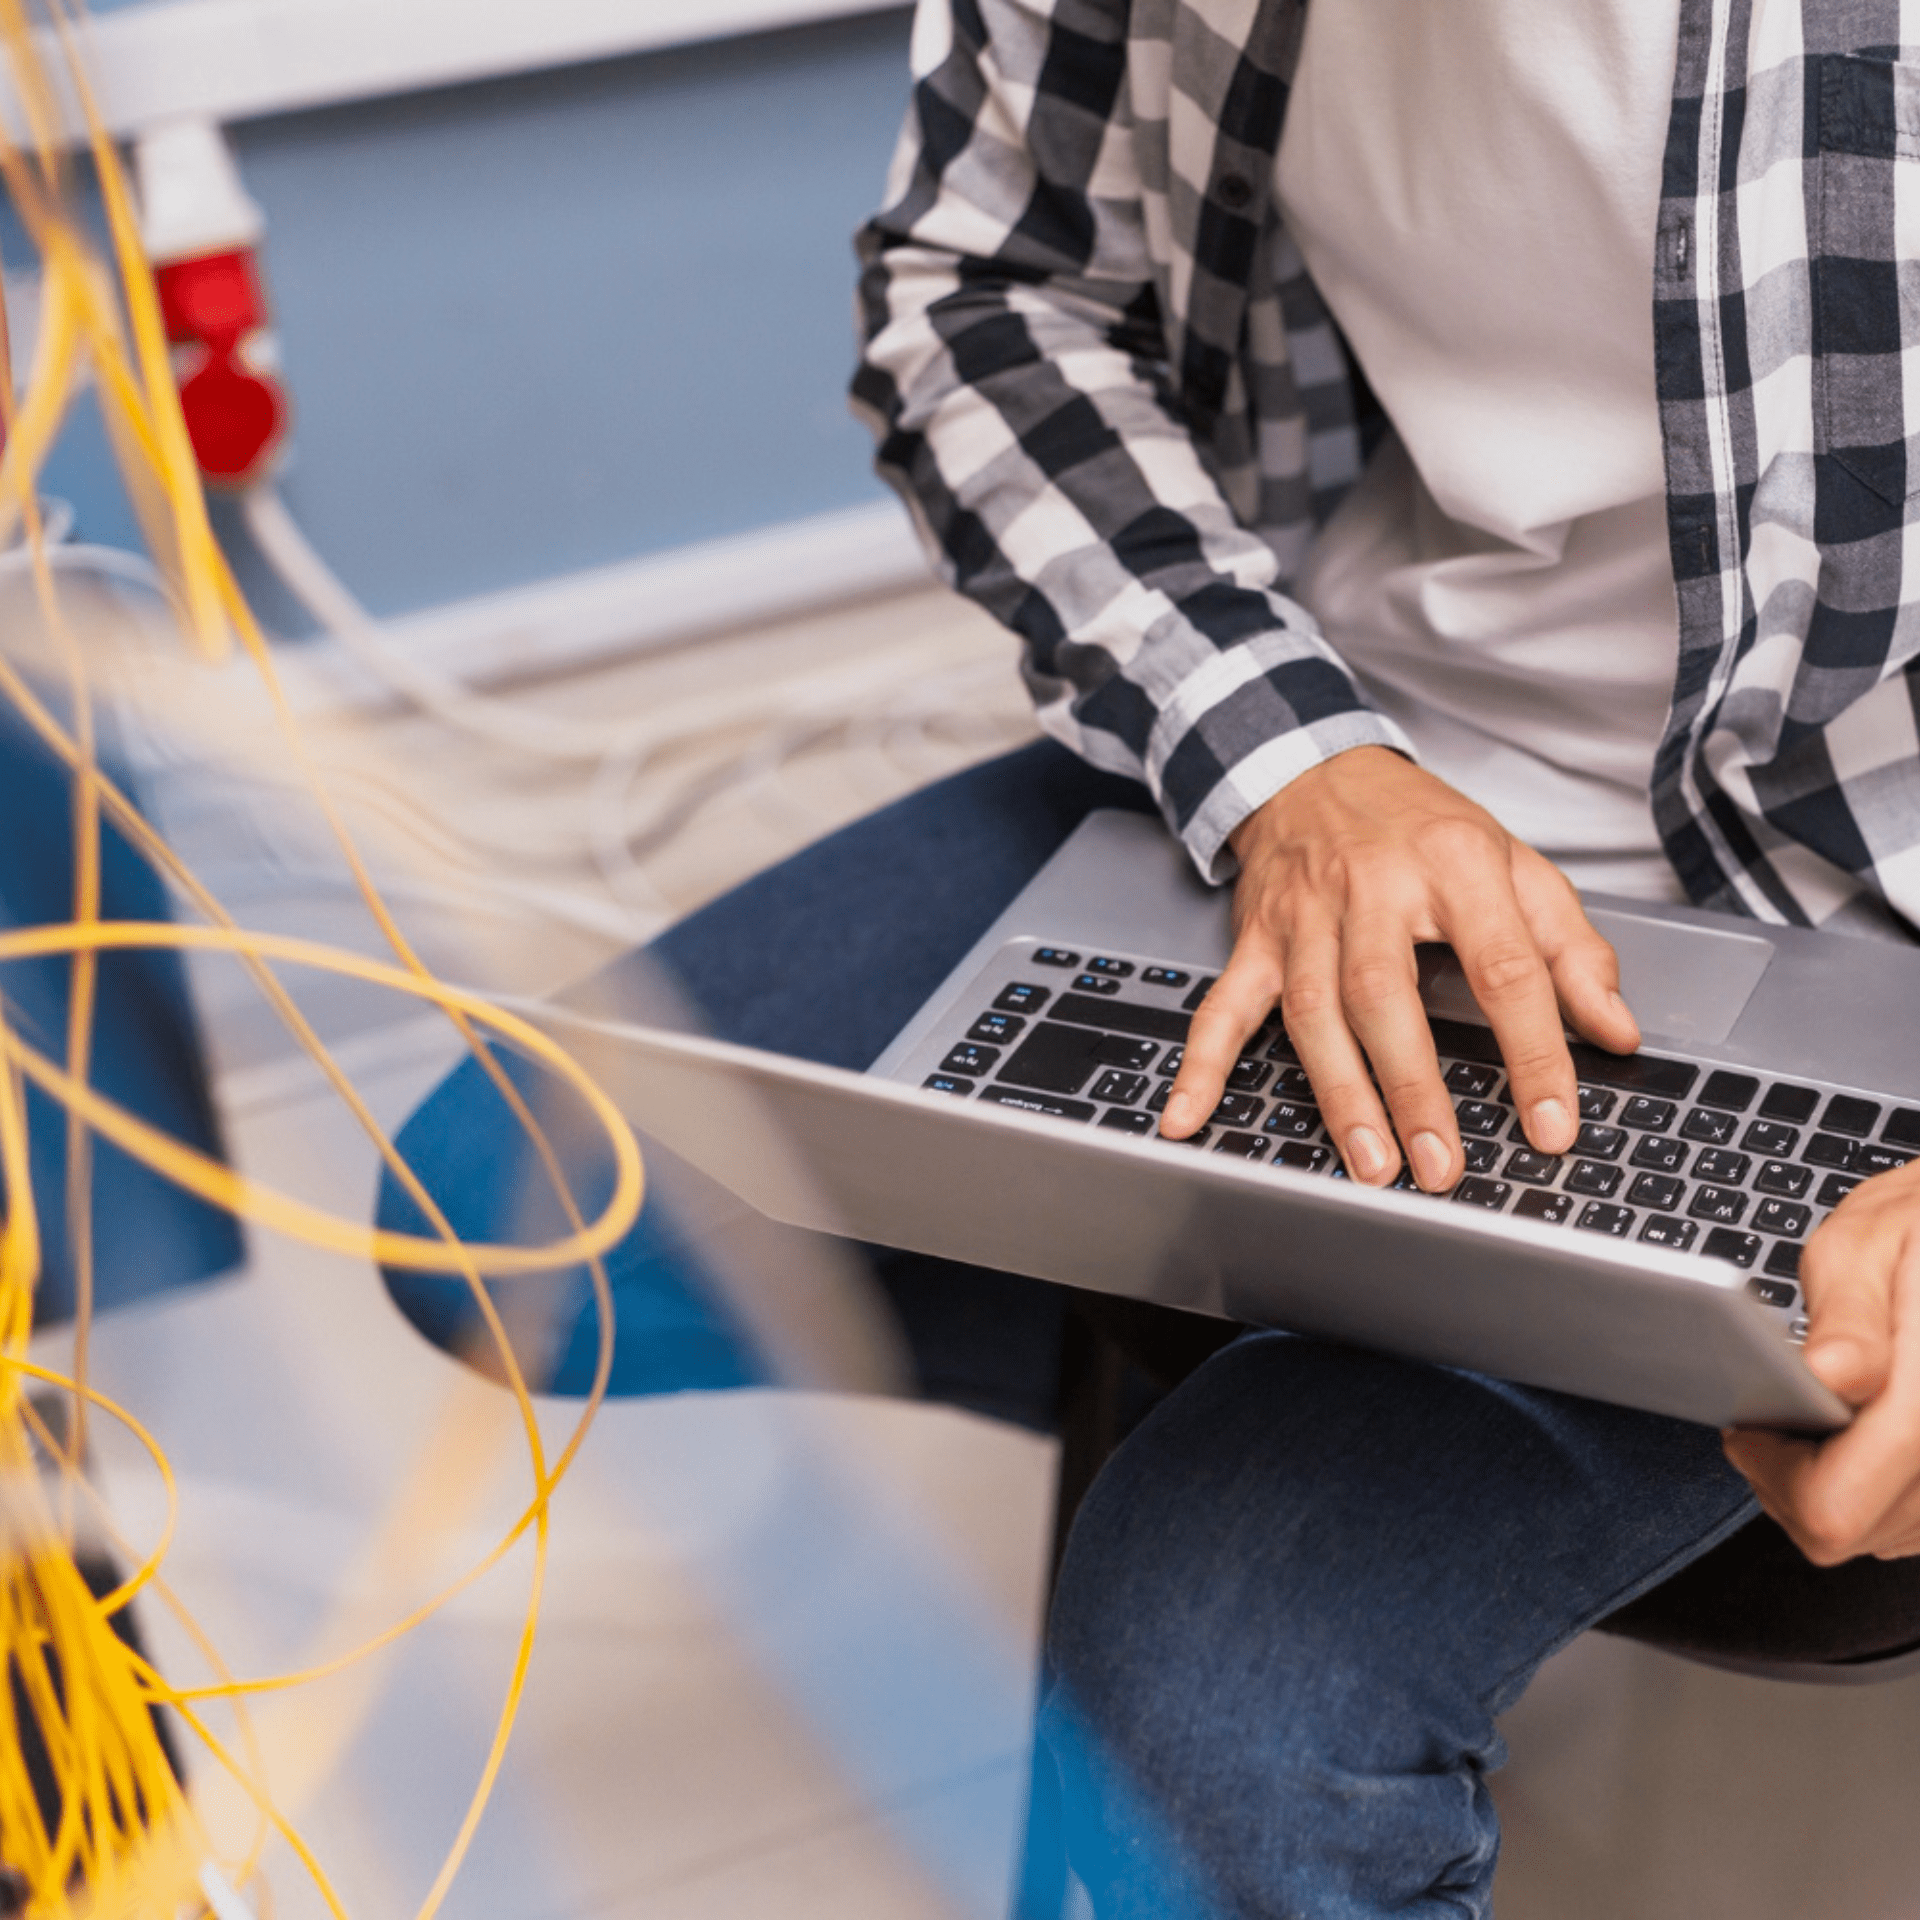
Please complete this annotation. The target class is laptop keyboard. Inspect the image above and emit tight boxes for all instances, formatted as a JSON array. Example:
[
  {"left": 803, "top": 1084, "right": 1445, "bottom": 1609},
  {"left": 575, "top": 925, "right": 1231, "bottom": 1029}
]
[{"left": 914, "top": 946, "right": 1920, "bottom": 1343}]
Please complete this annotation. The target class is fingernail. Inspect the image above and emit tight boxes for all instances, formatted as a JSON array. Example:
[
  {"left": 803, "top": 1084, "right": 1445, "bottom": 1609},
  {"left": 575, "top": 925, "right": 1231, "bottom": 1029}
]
[
  {"left": 1530, "top": 1098, "right": 1573, "bottom": 1151},
  {"left": 1806, "top": 1338, "right": 1864, "bottom": 1389},
  {"left": 1344, "top": 1126, "right": 1390, "bottom": 1182},
  {"left": 1411, "top": 1130, "right": 1452, "bottom": 1191},
  {"left": 1164, "top": 1093, "right": 1199, "bottom": 1134}
]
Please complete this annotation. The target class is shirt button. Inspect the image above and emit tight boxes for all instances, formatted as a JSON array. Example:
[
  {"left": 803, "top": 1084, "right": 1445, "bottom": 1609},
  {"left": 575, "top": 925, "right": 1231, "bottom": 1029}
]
[{"left": 1214, "top": 172, "right": 1253, "bottom": 209}]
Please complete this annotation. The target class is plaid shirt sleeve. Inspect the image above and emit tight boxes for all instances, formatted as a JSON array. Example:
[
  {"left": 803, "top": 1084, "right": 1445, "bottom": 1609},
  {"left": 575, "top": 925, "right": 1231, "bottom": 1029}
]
[
  {"left": 850, "top": 0, "right": 1413, "bottom": 881},
  {"left": 1652, "top": 1, "right": 1920, "bottom": 938}
]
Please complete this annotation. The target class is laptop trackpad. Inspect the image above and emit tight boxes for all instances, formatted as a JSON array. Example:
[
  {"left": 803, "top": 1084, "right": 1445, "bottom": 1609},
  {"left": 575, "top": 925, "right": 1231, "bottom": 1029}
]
[{"left": 1420, "top": 910, "right": 1775, "bottom": 1046}]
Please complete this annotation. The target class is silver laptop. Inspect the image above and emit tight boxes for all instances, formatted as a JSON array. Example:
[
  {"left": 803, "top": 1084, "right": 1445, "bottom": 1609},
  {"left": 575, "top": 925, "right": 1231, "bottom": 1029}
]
[{"left": 530, "top": 808, "right": 1920, "bottom": 1432}]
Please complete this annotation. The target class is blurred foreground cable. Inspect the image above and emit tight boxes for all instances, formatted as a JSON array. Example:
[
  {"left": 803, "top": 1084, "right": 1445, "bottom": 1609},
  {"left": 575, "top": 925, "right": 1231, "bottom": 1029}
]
[{"left": 0, "top": 2, "right": 644, "bottom": 1911}]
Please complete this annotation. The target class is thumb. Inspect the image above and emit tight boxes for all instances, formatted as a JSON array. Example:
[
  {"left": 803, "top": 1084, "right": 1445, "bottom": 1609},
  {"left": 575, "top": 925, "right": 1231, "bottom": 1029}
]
[{"left": 1802, "top": 1244, "right": 1895, "bottom": 1408}]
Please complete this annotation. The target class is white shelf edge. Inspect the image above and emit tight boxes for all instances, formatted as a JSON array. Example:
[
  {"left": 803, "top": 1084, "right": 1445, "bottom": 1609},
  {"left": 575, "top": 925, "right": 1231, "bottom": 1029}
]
[
  {"left": 18, "top": 0, "right": 907, "bottom": 142},
  {"left": 271, "top": 496, "right": 938, "bottom": 714}
]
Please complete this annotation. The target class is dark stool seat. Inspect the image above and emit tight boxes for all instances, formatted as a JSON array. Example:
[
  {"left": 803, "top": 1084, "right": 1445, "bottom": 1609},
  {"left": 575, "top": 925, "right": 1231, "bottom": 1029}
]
[{"left": 1598, "top": 1507, "right": 1920, "bottom": 1680}]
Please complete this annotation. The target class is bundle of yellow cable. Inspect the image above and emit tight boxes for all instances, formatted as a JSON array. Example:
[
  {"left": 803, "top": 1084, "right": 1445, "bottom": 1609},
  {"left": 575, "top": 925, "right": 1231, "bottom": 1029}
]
[{"left": 0, "top": 3, "right": 646, "bottom": 1913}]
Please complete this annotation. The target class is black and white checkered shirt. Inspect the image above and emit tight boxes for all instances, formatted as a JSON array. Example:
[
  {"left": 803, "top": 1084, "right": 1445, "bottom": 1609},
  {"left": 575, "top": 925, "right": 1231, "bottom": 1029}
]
[{"left": 852, "top": 0, "right": 1920, "bottom": 936}]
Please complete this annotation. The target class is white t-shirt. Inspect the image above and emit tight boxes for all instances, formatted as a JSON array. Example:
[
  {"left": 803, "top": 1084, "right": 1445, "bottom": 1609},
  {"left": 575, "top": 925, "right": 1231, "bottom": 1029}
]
[{"left": 1276, "top": 0, "right": 1685, "bottom": 902}]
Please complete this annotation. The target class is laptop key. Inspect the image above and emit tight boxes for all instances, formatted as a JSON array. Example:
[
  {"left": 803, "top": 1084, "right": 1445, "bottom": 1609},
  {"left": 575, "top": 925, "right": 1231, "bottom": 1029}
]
[
  {"left": 1741, "top": 1120, "right": 1800, "bottom": 1157},
  {"left": 1514, "top": 1189, "right": 1574, "bottom": 1224},
  {"left": 1141, "top": 966, "right": 1189, "bottom": 988},
  {"left": 1753, "top": 1198, "right": 1811, "bottom": 1238},
  {"left": 1855, "top": 1144, "right": 1914, "bottom": 1178},
  {"left": 921, "top": 1074, "right": 974, "bottom": 1097},
  {"left": 1462, "top": 1138, "right": 1503, "bottom": 1172},
  {"left": 1090, "top": 1070, "right": 1149, "bottom": 1105},
  {"left": 1428, "top": 1018, "right": 1504, "bottom": 1065},
  {"left": 942, "top": 1042, "right": 999, "bottom": 1076},
  {"left": 1210, "top": 1093, "right": 1264, "bottom": 1128},
  {"left": 1262, "top": 1101, "right": 1321, "bottom": 1138},
  {"left": 1817, "top": 1171, "right": 1862, "bottom": 1208},
  {"left": 1575, "top": 1122, "right": 1628, "bottom": 1160},
  {"left": 1181, "top": 976, "right": 1218, "bottom": 1011},
  {"left": 1802, "top": 1133, "right": 1857, "bottom": 1171},
  {"left": 1146, "top": 1082, "right": 1171, "bottom": 1114},
  {"left": 1627, "top": 1171, "right": 1685, "bottom": 1210},
  {"left": 1272, "top": 1066, "right": 1316, "bottom": 1100},
  {"left": 1504, "top": 1148, "right": 1561, "bottom": 1185},
  {"left": 1445, "top": 1062, "right": 1499, "bottom": 1099},
  {"left": 1452, "top": 1177, "right": 1511, "bottom": 1210},
  {"left": 1227, "top": 1058, "right": 1272, "bottom": 1093},
  {"left": 1759, "top": 1083, "right": 1820, "bottom": 1124},
  {"left": 1680, "top": 1107, "right": 1737, "bottom": 1145},
  {"left": 1821, "top": 1094, "right": 1880, "bottom": 1138},
  {"left": 1630, "top": 1134, "right": 1690, "bottom": 1174},
  {"left": 998, "top": 1023, "right": 1102, "bottom": 1093},
  {"left": 1093, "top": 1034, "right": 1159, "bottom": 1071},
  {"left": 1264, "top": 1031, "right": 1300, "bottom": 1061},
  {"left": 1764, "top": 1240, "right": 1804, "bottom": 1281},
  {"left": 1688, "top": 1185, "right": 1748, "bottom": 1224},
  {"left": 1640, "top": 1215, "right": 1698, "bottom": 1251},
  {"left": 1885, "top": 1107, "right": 1920, "bottom": 1152},
  {"left": 1032, "top": 947, "right": 1080, "bottom": 968},
  {"left": 1173, "top": 1126, "right": 1214, "bottom": 1147},
  {"left": 1073, "top": 974, "right": 1122, "bottom": 996},
  {"left": 1566, "top": 1044, "right": 1698, "bottom": 1098},
  {"left": 1698, "top": 1070, "right": 1759, "bottom": 1111},
  {"left": 1213, "top": 1130, "right": 1269, "bottom": 1160},
  {"left": 1098, "top": 1107, "right": 1157, "bottom": 1134},
  {"left": 967, "top": 1011, "right": 1026, "bottom": 1045},
  {"left": 1576, "top": 1202, "right": 1635, "bottom": 1237},
  {"left": 1085, "top": 956, "right": 1133, "bottom": 977},
  {"left": 1566, "top": 1160, "right": 1623, "bottom": 1198},
  {"left": 1578, "top": 1086, "right": 1617, "bottom": 1122},
  {"left": 1620, "top": 1096, "right": 1676, "bottom": 1132},
  {"left": 979, "top": 1085, "right": 1095, "bottom": 1121},
  {"left": 1457, "top": 1100, "right": 1508, "bottom": 1136},
  {"left": 1755, "top": 1159, "right": 1812, "bottom": 1199},
  {"left": 1693, "top": 1148, "right": 1751, "bottom": 1185},
  {"left": 1749, "top": 1276, "right": 1798, "bottom": 1308},
  {"left": 1157, "top": 1046, "right": 1184, "bottom": 1076},
  {"left": 1702, "top": 1227, "right": 1763, "bottom": 1268},
  {"left": 993, "top": 982, "right": 1050, "bottom": 1014},
  {"left": 1273, "top": 1140, "right": 1331, "bottom": 1172},
  {"left": 1053, "top": 993, "right": 1188, "bottom": 1041}
]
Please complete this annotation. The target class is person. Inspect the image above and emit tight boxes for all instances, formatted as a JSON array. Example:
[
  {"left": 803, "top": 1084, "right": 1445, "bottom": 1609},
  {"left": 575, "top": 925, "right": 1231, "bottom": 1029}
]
[{"left": 841, "top": 0, "right": 1920, "bottom": 1910}]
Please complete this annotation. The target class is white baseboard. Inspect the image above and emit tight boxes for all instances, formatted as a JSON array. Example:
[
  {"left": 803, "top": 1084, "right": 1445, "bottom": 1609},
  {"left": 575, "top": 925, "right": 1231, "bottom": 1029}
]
[{"left": 276, "top": 497, "right": 938, "bottom": 710}]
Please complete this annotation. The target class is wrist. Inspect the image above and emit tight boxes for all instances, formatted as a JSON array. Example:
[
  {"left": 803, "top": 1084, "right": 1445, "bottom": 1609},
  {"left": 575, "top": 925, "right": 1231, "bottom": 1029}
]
[{"left": 1227, "top": 744, "right": 1408, "bottom": 860}]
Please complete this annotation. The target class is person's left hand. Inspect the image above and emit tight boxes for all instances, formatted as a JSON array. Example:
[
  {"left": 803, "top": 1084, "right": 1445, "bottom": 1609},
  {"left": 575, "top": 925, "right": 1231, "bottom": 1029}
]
[{"left": 1724, "top": 1157, "right": 1920, "bottom": 1562}]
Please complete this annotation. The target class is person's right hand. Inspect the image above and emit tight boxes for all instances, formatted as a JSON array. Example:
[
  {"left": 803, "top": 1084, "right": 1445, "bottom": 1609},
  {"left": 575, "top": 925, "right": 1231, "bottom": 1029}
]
[{"left": 1159, "top": 746, "right": 1642, "bottom": 1191}]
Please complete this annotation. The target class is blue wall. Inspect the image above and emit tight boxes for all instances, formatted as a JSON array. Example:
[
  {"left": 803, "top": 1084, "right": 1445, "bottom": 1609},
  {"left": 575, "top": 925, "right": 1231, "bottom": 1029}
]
[{"left": 36, "top": 11, "right": 914, "bottom": 622}]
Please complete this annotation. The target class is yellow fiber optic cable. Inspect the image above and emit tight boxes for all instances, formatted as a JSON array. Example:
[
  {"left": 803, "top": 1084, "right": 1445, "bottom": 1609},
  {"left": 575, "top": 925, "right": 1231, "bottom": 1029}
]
[{"left": 0, "top": 2, "right": 646, "bottom": 1913}]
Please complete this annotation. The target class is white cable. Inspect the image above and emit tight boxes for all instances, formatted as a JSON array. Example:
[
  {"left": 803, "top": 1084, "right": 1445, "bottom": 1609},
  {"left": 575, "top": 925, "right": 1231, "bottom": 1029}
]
[{"left": 236, "top": 483, "right": 1036, "bottom": 931}]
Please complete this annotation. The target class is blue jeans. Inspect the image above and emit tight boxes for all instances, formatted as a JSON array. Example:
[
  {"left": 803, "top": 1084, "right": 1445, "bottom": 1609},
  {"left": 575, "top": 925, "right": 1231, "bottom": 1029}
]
[
  {"left": 1042, "top": 1334, "right": 1754, "bottom": 1917},
  {"left": 379, "top": 738, "right": 1157, "bottom": 1421},
  {"left": 376, "top": 738, "right": 1755, "bottom": 1914}
]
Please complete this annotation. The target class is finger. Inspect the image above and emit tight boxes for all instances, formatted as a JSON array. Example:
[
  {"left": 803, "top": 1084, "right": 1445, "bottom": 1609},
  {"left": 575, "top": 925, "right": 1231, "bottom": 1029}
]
[
  {"left": 1436, "top": 879, "right": 1579, "bottom": 1155},
  {"left": 1336, "top": 902, "right": 1459, "bottom": 1190},
  {"left": 1162, "top": 937, "right": 1281, "bottom": 1140},
  {"left": 1280, "top": 921, "right": 1403, "bottom": 1185},
  {"left": 1512, "top": 852, "right": 1641, "bottom": 1053},
  {"left": 1800, "top": 1214, "right": 1902, "bottom": 1408},
  {"left": 1732, "top": 1243, "right": 1920, "bottom": 1559}
]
